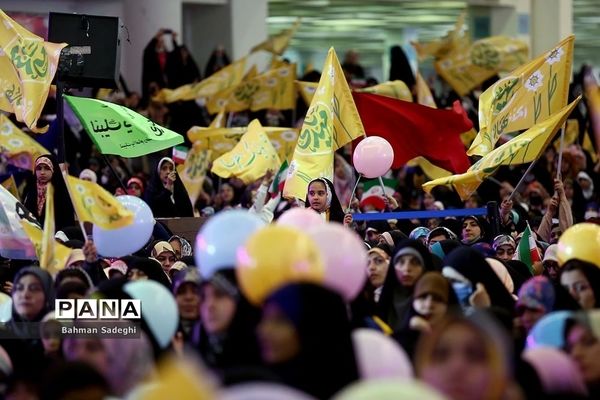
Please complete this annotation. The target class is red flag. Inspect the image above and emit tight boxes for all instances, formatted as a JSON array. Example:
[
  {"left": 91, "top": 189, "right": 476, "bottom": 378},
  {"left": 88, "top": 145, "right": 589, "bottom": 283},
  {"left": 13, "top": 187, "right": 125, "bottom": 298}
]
[{"left": 353, "top": 92, "right": 472, "bottom": 173}]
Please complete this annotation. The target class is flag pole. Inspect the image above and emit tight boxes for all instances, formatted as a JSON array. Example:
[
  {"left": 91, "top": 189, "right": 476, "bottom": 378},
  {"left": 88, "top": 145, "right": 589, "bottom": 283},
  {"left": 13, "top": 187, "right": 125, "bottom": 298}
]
[
  {"left": 346, "top": 174, "right": 362, "bottom": 213},
  {"left": 556, "top": 124, "right": 566, "bottom": 180},
  {"left": 101, "top": 154, "right": 128, "bottom": 192},
  {"left": 59, "top": 168, "right": 88, "bottom": 239},
  {"left": 507, "top": 158, "right": 539, "bottom": 202}
]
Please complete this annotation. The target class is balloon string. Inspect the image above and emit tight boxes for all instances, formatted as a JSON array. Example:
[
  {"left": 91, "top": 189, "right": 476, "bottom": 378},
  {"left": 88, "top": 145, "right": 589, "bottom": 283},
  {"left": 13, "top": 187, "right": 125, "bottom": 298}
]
[{"left": 346, "top": 174, "right": 362, "bottom": 213}]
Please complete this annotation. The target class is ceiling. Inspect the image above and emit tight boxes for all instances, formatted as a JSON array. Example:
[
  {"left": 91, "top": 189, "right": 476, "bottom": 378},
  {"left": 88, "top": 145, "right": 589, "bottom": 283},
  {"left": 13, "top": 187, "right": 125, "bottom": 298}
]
[{"left": 267, "top": 0, "right": 600, "bottom": 80}]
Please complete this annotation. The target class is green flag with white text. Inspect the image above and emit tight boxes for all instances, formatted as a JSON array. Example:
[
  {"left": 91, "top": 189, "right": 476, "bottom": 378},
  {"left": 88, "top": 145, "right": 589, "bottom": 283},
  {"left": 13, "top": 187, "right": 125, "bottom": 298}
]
[{"left": 65, "top": 95, "right": 184, "bottom": 157}]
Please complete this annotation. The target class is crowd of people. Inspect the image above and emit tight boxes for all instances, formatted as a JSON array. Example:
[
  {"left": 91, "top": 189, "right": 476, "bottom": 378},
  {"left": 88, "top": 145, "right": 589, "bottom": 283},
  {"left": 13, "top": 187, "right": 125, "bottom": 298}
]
[{"left": 1, "top": 25, "right": 600, "bottom": 400}]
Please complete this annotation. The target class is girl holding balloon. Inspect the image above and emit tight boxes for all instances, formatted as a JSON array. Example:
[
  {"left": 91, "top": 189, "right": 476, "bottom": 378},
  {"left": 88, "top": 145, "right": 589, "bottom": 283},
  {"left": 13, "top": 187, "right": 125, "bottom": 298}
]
[{"left": 305, "top": 177, "right": 353, "bottom": 226}]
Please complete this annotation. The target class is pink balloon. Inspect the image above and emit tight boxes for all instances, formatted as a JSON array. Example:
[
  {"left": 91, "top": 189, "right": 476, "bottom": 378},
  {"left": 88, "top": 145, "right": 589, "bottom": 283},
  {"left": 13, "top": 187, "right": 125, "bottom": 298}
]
[
  {"left": 353, "top": 137, "right": 394, "bottom": 178},
  {"left": 352, "top": 329, "right": 414, "bottom": 380},
  {"left": 277, "top": 207, "right": 324, "bottom": 230},
  {"left": 308, "top": 223, "right": 367, "bottom": 301}
]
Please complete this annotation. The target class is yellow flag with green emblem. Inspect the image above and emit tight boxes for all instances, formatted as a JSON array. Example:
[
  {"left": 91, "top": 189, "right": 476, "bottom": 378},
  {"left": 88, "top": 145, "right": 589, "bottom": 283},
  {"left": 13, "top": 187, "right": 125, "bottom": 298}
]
[
  {"left": 468, "top": 35, "right": 574, "bottom": 157},
  {"left": 177, "top": 144, "right": 211, "bottom": 207},
  {"left": 154, "top": 57, "right": 247, "bottom": 103},
  {"left": 359, "top": 80, "right": 413, "bottom": 102},
  {"left": 0, "top": 11, "right": 66, "bottom": 133},
  {"left": 211, "top": 119, "right": 281, "bottom": 184},
  {"left": 283, "top": 47, "right": 365, "bottom": 200},
  {"left": 64, "top": 175, "right": 134, "bottom": 229},
  {"left": 20, "top": 184, "right": 72, "bottom": 274},
  {"left": 296, "top": 80, "right": 412, "bottom": 105},
  {"left": 423, "top": 97, "right": 579, "bottom": 200},
  {"left": 0, "top": 114, "right": 49, "bottom": 170},
  {"left": 435, "top": 36, "right": 529, "bottom": 97},
  {"left": 206, "top": 63, "right": 296, "bottom": 114},
  {"left": 188, "top": 124, "right": 298, "bottom": 162}
]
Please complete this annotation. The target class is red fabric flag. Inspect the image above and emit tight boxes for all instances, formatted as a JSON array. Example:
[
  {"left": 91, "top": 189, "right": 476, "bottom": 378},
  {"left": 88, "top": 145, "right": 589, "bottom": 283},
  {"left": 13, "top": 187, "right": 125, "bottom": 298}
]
[{"left": 353, "top": 92, "right": 472, "bottom": 173}]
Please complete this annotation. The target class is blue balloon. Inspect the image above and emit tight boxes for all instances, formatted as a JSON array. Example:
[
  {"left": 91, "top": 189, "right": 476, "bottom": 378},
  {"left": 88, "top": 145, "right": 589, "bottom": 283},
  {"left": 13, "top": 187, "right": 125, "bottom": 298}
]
[
  {"left": 526, "top": 311, "right": 574, "bottom": 349},
  {"left": 195, "top": 209, "right": 265, "bottom": 278},
  {"left": 124, "top": 280, "right": 179, "bottom": 349},
  {"left": 93, "top": 195, "right": 155, "bottom": 258}
]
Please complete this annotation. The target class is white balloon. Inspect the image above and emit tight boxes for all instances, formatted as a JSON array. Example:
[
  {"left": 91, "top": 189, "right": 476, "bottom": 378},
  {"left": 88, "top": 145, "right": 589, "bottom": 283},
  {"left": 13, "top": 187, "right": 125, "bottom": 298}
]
[
  {"left": 123, "top": 280, "right": 179, "bottom": 349},
  {"left": 93, "top": 195, "right": 154, "bottom": 257},
  {"left": 220, "top": 383, "right": 317, "bottom": 400},
  {"left": 352, "top": 329, "right": 413, "bottom": 380}
]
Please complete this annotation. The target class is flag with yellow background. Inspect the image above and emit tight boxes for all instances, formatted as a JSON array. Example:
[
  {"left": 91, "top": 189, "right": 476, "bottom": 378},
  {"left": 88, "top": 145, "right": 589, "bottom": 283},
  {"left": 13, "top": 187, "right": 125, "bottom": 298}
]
[
  {"left": 412, "top": 11, "right": 469, "bottom": 61},
  {"left": 468, "top": 35, "right": 574, "bottom": 157},
  {"left": 296, "top": 79, "right": 412, "bottom": 105},
  {"left": 435, "top": 36, "right": 529, "bottom": 97},
  {"left": 64, "top": 175, "right": 134, "bottom": 229},
  {"left": 212, "top": 119, "right": 281, "bottom": 184},
  {"left": 415, "top": 72, "right": 437, "bottom": 108},
  {"left": 177, "top": 145, "right": 211, "bottom": 207},
  {"left": 21, "top": 185, "right": 71, "bottom": 274},
  {"left": 154, "top": 57, "right": 247, "bottom": 103},
  {"left": 283, "top": 47, "right": 365, "bottom": 200},
  {"left": 0, "top": 114, "right": 49, "bottom": 170},
  {"left": 0, "top": 11, "right": 66, "bottom": 133},
  {"left": 1, "top": 175, "right": 19, "bottom": 200},
  {"left": 187, "top": 124, "right": 298, "bottom": 162},
  {"left": 251, "top": 19, "right": 301, "bottom": 55},
  {"left": 423, "top": 98, "right": 579, "bottom": 200},
  {"left": 553, "top": 119, "right": 579, "bottom": 151},
  {"left": 206, "top": 63, "right": 296, "bottom": 114}
]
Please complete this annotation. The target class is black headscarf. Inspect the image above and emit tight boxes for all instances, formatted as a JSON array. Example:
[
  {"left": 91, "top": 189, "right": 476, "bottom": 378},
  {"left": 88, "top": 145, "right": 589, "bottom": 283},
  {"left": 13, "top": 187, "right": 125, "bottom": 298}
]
[
  {"left": 444, "top": 247, "right": 516, "bottom": 313},
  {"left": 192, "top": 269, "right": 262, "bottom": 379},
  {"left": 23, "top": 154, "right": 75, "bottom": 230},
  {"left": 389, "top": 45, "right": 415, "bottom": 89},
  {"left": 122, "top": 256, "right": 171, "bottom": 288},
  {"left": 144, "top": 157, "right": 193, "bottom": 218},
  {"left": 262, "top": 283, "right": 358, "bottom": 399},
  {"left": 305, "top": 177, "right": 345, "bottom": 223},
  {"left": 376, "top": 239, "right": 435, "bottom": 330}
]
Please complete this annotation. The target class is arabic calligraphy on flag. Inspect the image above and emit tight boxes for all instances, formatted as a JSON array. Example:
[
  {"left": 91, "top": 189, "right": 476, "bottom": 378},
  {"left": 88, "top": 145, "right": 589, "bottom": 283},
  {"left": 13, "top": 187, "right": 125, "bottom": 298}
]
[{"left": 64, "top": 95, "right": 183, "bottom": 158}]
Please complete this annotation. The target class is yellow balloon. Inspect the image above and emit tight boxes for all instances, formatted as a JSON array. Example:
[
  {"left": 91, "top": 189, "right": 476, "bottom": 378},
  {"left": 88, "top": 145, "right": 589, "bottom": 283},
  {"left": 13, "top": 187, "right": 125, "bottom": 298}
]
[
  {"left": 557, "top": 223, "right": 600, "bottom": 267},
  {"left": 236, "top": 225, "right": 325, "bottom": 305}
]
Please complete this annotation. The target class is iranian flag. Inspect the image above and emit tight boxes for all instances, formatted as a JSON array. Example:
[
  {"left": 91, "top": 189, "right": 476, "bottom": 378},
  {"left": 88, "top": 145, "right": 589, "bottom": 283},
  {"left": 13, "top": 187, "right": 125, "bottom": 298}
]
[
  {"left": 269, "top": 160, "right": 288, "bottom": 197},
  {"left": 172, "top": 145, "right": 189, "bottom": 165},
  {"left": 515, "top": 223, "right": 542, "bottom": 273},
  {"left": 362, "top": 178, "right": 396, "bottom": 198}
]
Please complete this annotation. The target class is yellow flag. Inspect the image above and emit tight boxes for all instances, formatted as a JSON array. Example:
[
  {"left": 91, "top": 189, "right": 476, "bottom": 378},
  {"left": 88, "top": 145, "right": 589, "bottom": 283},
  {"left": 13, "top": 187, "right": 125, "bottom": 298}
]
[
  {"left": 407, "top": 157, "right": 452, "bottom": 180},
  {"left": 177, "top": 145, "right": 211, "bottom": 207},
  {"left": 20, "top": 219, "right": 71, "bottom": 275},
  {"left": 284, "top": 47, "right": 365, "bottom": 200},
  {"left": 154, "top": 57, "right": 247, "bottom": 103},
  {"left": 40, "top": 183, "right": 55, "bottom": 271},
  {"left": 0, "top": 11, "right": 66, "bottom": 133},
  {"left": 416, "top": 72, "right": 437, "bottom": 108},
  {"left": 211, "top": 119, "right": 281, "bottom": 184},
  {"left": 296, "top": 81, "right": 318, "bottom": 105},
  {"left": 209, "top": 108, "right": 226, "bottom": 128},
  {"left": 553, "top": 119, "right": 579, "bottom": 151},
  {"left": 65, "top": 175, "right": 134, "bottom": 229},
  {"left": 435, "top": 36, "right": 529, "bottom": 97},
  {"left": 359, "top": 80, "right": 413, "bottom": 102},
  {"left": 297, "top": 79, "right": 412, "bottom": 105},
  {"left": 188, "top": 125, "right": 298, "bottom": 162},
  {"left": 251, "top": 19, "right": 301, "bottom": 55},
  {"left": 1, "top": 175, "right": 19, "bottom": 200},
  {"left": 412, "top": 11, "right": 469, "bottom": 61},
  {"left": 583, "top": 127, "right": 598, "bottom": 164},
  {"left": 423, "top": 98, "right": 579, "bottom": 200},
  {"left": 0, "top": 114, "right": 49, "bottom": 170},
  {"left": 469, "top": 35, "right": 574, "bottom": 157},
  {"left": 271, "top": 57, "right": 288, "bottom": 70},
  {"left": 206, "top": 64, "right": 296, "bottom": 114}
]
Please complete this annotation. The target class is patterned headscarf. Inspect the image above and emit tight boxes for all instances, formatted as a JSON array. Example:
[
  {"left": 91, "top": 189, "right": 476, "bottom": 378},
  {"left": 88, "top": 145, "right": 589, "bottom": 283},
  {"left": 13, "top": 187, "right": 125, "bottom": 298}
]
[
  {"left": 169, "top": 235, "right": 192, "bottom": 257},
  {"left": 35, "top": 156, "right": 54, "bottom": 216}
]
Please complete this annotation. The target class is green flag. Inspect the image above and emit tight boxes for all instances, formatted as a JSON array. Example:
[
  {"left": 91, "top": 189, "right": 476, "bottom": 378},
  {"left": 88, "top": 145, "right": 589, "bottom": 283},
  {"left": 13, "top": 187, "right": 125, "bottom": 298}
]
[{"left": 65, "top": 95, "right": 183, "bottom": 157}]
